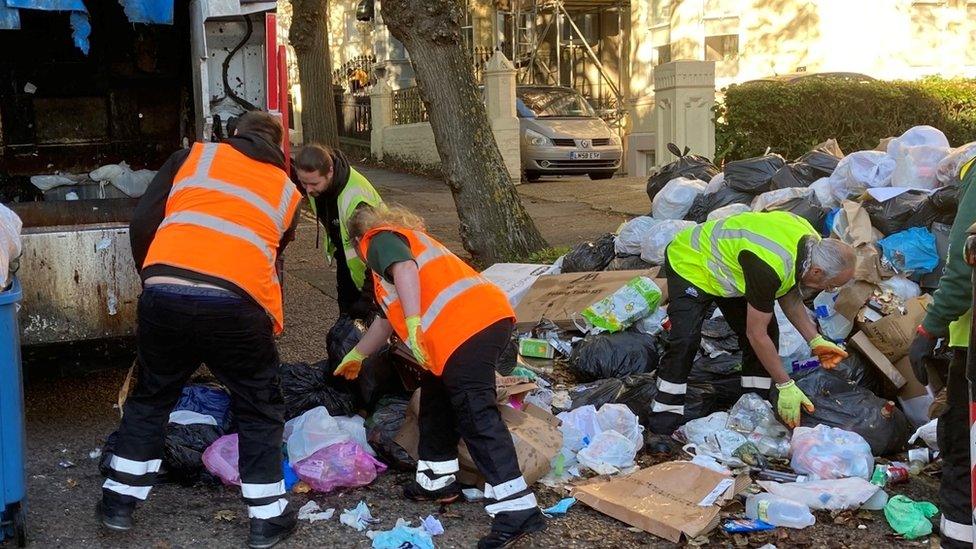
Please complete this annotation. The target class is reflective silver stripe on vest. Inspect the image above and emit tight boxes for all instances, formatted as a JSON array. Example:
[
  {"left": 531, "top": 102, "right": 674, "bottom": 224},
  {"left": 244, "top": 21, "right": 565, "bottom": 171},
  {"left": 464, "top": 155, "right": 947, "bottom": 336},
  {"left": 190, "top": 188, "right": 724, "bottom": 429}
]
[
  {"left": 707, "top": 220, "right": 739, "bottom": 294},
  {"left": 171, "top": 143, "right": 297, "bottom": 233},
  {"left": 338, "top": 186, "right": 376, "bottom": 216},
  {"left": 380, "top": 279, "right": 398, "bottom": 310},
  {"left": 689, "top": 223, "right": 703, "bottom": 252},
  {"left": 158, "top": 211, "right": 273, "bottom": 262},
  {"left": 414, "top": 233, "right": 452, "bottom": 268},
  {"left": 713, "top": 228, "right": 795, "bottom": 276},
  {"left": 420, "top": 275, "right": 485, "bottom": 331},
  {"left": 345, "top": 247, "right": 360, "bottom": 262}
]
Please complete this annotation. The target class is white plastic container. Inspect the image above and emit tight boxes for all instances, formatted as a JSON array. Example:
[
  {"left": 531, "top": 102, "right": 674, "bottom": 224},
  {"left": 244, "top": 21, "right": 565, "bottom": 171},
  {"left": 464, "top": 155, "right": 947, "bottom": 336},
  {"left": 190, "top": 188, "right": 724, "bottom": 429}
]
[
  {"left": 813, "top": 290, "right": 853, "bottom": 342},
  {"left": 745, "top": 493, "right": 816, "bottom": 529}
]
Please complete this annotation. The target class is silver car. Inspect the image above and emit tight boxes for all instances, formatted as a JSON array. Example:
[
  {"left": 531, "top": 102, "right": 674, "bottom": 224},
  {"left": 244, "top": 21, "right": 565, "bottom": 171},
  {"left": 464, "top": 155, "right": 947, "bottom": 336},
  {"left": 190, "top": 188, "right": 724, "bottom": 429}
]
[{"left": 517, "top": 86, "right": 622, "bottom": 181}]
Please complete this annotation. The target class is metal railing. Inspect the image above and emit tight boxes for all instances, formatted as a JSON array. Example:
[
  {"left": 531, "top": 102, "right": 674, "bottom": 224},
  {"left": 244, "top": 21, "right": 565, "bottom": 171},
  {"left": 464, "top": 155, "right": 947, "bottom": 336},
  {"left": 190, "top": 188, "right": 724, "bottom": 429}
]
[
  {"left": 332, "top": 54, "right": 376, "bottom": 96},
  {"left": 392, "top": 86, "right": 428, "bottom": 125},
  {"left": 468, "top": 45, "right": 494, "bottom": 84},
  {"left": 334, "top": 93, "right": 371, "bottom": 143}
]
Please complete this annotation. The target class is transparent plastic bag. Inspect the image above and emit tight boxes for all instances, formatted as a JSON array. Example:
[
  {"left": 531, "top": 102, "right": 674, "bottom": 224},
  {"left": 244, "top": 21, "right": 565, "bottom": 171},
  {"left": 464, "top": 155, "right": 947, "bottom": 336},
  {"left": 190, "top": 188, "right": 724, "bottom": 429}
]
[
  {"left": 827, "top": 151, "right": 895, "bottom": 202},
  {"left": 639, "top": 220, "right": 696, "bottom": 265},
  {"left": 759, "top": 477, "right": 880, "bottom": 511},
  {"left": 557, "top": 405, "right": 600, "bottom": 446},
  {"left": 576, "top": 430, "right": 637, "bottom": 475},
  {"left": 706, "top": 202, "right": 751, "bottom": 221},
  {"left": 886, "top": 125, "right": 950, "bottom": 158},
  {"left": 652, "top": 177, "right": 706, "bottom": 220},
  {"left": 751, "top": 187, "right": 813, "bottom": 212},
  {"left": 675, "top": 411, "right": 729, "bottom": 446},
  {"left": 936, "top": 141, "right": 976, "bottom": 186},
  {"left": 790, "top": 425, "right": 874, "bottom": 480},
  {"left": 202, "top": 433, "right": 241, "bottom": 486},
  {"left": 615, "top": 216, "right": 660, "bottom": 255},
  {"left": 596, "top": 403, "right": 644, "bottom": 451},
  {"left": 891, "top": 145, "right": 948, "bottom": 190},
  {"left": 0, "top": 204, "right": 22, "bottom": 288},
  {"left": 292, "top": 441, "right": 387, "bottom": 493},
  {"left": 284, "top": 406, "right": 372, "bottom": 464}
]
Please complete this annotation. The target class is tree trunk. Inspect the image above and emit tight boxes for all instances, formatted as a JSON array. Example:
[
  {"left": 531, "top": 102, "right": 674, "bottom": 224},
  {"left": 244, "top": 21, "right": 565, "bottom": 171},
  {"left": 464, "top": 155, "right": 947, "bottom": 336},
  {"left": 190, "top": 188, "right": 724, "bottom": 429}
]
[
  {"left": 289, "top": 0, "right": 339, "bottom": 148},
  {"left": 381, "top": 0, "right": 548, "bottom": 263}
]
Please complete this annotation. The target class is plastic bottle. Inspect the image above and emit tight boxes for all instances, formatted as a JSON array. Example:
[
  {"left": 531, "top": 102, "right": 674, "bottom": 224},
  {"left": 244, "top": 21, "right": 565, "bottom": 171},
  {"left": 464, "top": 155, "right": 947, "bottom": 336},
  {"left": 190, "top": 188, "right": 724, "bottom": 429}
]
[
  {"left": 745, "top": 493, "right": 816, "bottom": 529},
  {"left": 813, "top": 290, "right": 853, "bottom": 342}
]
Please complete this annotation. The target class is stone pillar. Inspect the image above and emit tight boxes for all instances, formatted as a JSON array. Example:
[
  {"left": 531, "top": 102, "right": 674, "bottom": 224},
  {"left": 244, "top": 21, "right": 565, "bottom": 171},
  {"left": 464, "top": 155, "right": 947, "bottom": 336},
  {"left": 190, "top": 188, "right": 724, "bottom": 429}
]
[
  {"left": 483, "top": 50, "right": 521, "bottom": 184},
  {"left": 653, "top": 60, "right": 715, "bottom": 167},
  {"left": 370, "top": 78, "right": 393, "bottom": 160},
  {"left": 372, "top": 0, "right": 415, "bottom": 90}
]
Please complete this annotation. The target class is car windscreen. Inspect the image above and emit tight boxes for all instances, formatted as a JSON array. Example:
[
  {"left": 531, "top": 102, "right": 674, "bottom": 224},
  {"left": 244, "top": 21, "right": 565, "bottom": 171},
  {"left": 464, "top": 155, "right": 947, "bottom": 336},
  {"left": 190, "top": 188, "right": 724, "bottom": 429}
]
[{"left": 517, "top": 88, "right": 595, "bottom": 118}]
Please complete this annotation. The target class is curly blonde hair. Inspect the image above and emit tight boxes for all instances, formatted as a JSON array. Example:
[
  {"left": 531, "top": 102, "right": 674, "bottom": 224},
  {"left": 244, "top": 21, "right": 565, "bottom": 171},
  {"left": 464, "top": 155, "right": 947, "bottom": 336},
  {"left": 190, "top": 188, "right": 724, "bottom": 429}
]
[{"left": 349, "top": 204, "right": 426, "bottom": 240}]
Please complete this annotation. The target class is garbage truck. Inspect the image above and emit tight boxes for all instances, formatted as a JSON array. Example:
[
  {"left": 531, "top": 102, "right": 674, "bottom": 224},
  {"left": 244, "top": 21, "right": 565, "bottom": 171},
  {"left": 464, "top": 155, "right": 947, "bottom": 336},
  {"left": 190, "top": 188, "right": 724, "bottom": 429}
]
[{"left": 0, "top": 0, "right": 288, "bottom": 345}]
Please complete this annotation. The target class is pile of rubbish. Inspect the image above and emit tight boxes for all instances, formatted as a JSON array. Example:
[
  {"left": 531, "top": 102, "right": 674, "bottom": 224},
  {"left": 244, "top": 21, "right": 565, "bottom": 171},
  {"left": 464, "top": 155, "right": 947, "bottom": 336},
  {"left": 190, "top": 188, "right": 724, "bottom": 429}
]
[
  {"left": 30, "top": 161, "right": 157, "bottom": 200},
  {"left": 477, "top": 125, "right": 970, "bottom": 542}
]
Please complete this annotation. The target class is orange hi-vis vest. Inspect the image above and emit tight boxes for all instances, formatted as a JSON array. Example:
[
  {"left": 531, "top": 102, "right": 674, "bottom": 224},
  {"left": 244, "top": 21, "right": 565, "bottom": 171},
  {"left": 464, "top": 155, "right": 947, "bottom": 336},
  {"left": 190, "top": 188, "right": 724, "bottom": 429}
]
[
  {"left": 143, "top": 142, "right": 301, "bottom": 334},
  {"left": 359, "top": 226, "right": 515, "bottom": 375}
]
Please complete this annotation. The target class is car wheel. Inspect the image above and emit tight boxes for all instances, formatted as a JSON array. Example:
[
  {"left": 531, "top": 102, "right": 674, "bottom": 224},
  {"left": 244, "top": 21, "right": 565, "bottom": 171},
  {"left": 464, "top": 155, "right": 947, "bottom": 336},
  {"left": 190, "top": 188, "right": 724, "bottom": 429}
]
[
  {"left": 524, "top": 170, "right": 541, "bottom": 182},
  {"left": 588, "top": 171, "right": 615, "bottom": 180}
]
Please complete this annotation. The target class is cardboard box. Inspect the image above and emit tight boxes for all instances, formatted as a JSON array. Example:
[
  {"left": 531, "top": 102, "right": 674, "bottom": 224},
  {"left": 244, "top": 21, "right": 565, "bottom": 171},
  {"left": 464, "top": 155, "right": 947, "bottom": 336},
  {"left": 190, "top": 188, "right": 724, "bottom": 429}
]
[
  {"left": 848, "top": 332, "right": 907, "bottom": 389},
  {"left": 394, "top": 385, "right": 562, "bottom": 486},
  {"left": 572, "top": 461, "right": 749, "bottom": 543},
  {"left": 856, "top": 296, "right": 931, "bottom": 361},
  {"left": 514, "top": 269, "right": 668, "bottom": 331},
  {"left": 481, "top": 263, "right": 552, "bottom": 307},
  {"left": 834, "top": 281, "right": 877, "bottom": 321}
]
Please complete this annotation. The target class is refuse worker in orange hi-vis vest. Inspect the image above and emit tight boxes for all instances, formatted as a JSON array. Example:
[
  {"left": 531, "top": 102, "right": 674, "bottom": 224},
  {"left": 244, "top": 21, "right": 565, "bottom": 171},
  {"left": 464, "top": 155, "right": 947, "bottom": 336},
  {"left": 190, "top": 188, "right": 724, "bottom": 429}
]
[
  {"left": 98, "top": 111, "right": 302, "bottom": 549},
  {"left": 334, "top": 205, "right": 547, "bottom": 549}
]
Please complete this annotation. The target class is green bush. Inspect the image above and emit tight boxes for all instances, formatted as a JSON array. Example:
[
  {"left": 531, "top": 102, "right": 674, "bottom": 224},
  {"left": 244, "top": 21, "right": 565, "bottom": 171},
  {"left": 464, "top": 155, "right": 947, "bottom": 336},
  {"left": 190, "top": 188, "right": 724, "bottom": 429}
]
[{"left": 714, "top": 77, "right": 976, "bottom": 163}]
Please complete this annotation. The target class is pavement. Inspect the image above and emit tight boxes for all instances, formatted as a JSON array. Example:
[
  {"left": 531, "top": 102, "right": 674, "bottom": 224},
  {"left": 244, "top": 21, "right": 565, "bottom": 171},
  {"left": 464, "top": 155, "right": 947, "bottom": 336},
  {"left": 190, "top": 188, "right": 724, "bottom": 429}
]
[{"left": 15, "top": 167, "right": 936, "bottom": 548}]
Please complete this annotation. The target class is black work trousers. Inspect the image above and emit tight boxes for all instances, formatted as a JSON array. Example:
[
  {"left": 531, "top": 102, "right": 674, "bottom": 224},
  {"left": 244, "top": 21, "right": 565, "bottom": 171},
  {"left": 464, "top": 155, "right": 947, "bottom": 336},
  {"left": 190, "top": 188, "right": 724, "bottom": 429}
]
[
  {"left": 102, "top": 285, "right": 287, "bottom": 519},
  {"left": 417, "top": 319, "right": 538, "bottom": 528},
  {"left": 648, "top": 265, "right": 778, "bottom": 435},
  {"left": 938, "top": 349, "right": 972, "bottom": 548}
]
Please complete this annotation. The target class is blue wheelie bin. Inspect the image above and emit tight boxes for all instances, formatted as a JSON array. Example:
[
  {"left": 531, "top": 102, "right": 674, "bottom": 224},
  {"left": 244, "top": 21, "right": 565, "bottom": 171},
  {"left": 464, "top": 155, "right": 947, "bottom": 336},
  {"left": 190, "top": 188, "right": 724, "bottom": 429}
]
[{"left": 0, "top": 278, "right": 26, "bottom": 546}]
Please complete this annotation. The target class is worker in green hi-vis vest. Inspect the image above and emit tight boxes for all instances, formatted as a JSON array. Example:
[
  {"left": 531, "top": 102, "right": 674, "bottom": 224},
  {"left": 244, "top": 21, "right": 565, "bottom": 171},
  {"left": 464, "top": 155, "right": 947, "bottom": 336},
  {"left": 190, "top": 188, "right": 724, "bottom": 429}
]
[
  {"left": 909, "top": 155, "right": 976, "bottom": 549},
  {"left": 295, "top": 143, "right": 384, "bottom": 320}
]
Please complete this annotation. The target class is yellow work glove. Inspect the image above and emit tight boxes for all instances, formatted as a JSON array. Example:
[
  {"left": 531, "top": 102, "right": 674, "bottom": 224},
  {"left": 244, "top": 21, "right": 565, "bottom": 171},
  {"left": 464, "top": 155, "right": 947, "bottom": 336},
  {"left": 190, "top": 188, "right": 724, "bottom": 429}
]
[
  {"left": 334, "top": 348, "right": 366, "bottom": 380},
  {"left": 776, "top": 380, "right": 815, "bottom": 429},
  {"left": 808, "top": 335, "right": 848, "bottom": 369},
  {"left": 405, "top": 315, "right": 431, "bottom": 367}
]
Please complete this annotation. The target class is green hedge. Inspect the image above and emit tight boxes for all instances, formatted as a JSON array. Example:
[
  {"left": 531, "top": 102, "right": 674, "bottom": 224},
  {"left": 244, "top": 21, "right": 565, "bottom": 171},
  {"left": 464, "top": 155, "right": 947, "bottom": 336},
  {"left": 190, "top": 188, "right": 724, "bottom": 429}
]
[{"left": 714, "top": 77, "right": 976, "bottom": 163}]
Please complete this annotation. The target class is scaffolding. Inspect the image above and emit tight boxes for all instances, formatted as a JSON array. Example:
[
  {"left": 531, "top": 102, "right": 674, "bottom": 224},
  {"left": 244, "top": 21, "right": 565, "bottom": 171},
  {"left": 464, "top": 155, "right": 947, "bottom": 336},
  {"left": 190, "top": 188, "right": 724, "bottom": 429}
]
[{"left": 497, "top": 0, "right": 627, "bottom": 122}]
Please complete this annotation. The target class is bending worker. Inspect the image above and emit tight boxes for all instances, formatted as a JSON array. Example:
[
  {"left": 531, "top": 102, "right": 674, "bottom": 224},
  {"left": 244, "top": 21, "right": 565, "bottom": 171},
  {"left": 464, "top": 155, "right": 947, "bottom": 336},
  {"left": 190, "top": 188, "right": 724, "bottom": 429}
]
[
  {"left": 295, "top": 143, "right": 382, "bottom": 319},
  {"left": 909, "top": 154, "right": 976, "bottom": 549},
  {"left": 332, "top": 206, "right": 546, "bottom": 549},
  {"left": 99, "top": 112, "right": 301, "bottom": 549},
  {"left": 647, "top": 211, "right": 855, "bottom": 452}
]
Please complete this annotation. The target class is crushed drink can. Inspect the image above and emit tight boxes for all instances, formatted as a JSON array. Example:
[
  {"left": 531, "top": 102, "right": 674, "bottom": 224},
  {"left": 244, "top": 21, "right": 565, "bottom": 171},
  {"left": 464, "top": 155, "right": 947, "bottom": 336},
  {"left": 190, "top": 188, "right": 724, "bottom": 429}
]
[{"left": 885, "top": 464, "right": 910, "bottom": 485}]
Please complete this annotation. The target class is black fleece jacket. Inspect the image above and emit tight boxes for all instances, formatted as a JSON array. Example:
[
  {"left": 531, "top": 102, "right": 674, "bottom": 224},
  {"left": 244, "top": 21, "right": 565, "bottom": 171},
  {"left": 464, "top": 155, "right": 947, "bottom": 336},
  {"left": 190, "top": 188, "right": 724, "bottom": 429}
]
[{"left": 129, "top": 134, "right": 299, "bottom": 296}]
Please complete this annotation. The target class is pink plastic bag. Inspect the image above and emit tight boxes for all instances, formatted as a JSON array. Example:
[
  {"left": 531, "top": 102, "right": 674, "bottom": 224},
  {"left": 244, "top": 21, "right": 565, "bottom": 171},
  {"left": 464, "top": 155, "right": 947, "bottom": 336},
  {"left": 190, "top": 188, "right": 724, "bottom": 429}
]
[
  {"left": 292, "top": 442, "right": 387, "bottom": 493},
  {"left": 202, "top": 434, "right": 241, "bottom": 486}
]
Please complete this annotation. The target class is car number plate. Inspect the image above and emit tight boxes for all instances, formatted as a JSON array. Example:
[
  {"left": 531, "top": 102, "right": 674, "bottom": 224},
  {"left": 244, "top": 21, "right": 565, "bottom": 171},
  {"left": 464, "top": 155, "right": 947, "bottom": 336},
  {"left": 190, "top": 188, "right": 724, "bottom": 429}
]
[{"left": 571, "top": 152, "right": 601, "bottom": 160}]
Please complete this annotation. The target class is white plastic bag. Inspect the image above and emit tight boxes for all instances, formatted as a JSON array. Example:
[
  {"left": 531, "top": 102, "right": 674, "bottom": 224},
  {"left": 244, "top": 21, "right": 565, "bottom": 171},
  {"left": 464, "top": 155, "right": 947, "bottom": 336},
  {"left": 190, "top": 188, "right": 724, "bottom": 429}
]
[
  {"left": 576, "top": 430, "right": 637, "bottom": 475},
  {"left": 706, "top": 202, "right": 751, "bottom": 221},
  {"left": 758, "top": 478, "right": 881, "bottom": 511},
  {"left": 651, "top": 177, "right": 706, "bottom": 220},
  {"left": 878, "top": 275, "right": 921, "bottom": 302},
  {"left": 909, "top": 418, "right": 938, "bottom": 450},
  {"left": 596, "top": 403, "right": 643, "bottom": 451},
  {"left": 0, "top": 204, "right": 22, "bottom": 288},
  {"left": 886, "top": 125, "right": 950, "bottom": 158},
  {"left": 556, "top": 405, "right": 600, "bottom": 447},
  {"left": 752, "top": 187, "right": 813, "bottom": 212},
  {"left": 284, "top": 406, "right": 371, "bottom": 464},
  {"left": 936, "top": 141, "right": 976, "bottom": 185},
  {"left": 29, "top": 174, "right": 78, "bottom": 191},
  {"left": 676, "top": 412, "right": 729, "bottom": 446},
  {"left": 90, "top": 162, "right": 156, "bottom": 198},
  {"left": 639, "top": 220, "right": 696, "bottom": 265},
  {"left": 615, "top": 217, "right": 659, "bottom": 255},
  {"left": 828, "top": 151, "right": 895, "bottom": 202},
  {"left": 704, "top": 172, "right": 726, "bottom": 194},
  {"left": 891, "top": 145, "right": 949, "bottom": 190},
  {"left": 808, "top": 177, "right": 838, "bottom": 208},
  {"left": 790, "top": 425, "right": 874, "bottom": 480},
  {"left": 775, "top": 302, "right": 810, "bottom": 367}
]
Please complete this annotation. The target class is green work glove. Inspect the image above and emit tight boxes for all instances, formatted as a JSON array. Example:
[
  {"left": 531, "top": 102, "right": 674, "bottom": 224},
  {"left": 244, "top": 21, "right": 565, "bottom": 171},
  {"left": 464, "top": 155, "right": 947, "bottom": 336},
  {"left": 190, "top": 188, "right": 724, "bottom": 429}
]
[
  {"left": 405, "top": 315, "right": 430, "bottom": 367},
  {"left": 334, "top": 348, "right": 366, "bottom": 380},
  {"left": 808, "top": 335, "right": 848, "bottom": 369},
  {"left": 776, "top": 380, "right": 815, "bottom": 428}
]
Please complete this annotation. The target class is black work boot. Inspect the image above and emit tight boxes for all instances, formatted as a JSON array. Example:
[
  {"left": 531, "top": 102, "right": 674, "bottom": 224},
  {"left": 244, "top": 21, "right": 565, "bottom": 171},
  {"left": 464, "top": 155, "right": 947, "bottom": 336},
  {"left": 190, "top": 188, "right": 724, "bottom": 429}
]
[
  {"left": 402, "top": 479, "right": 462, "bottom": 503},
  {"left": 248, "top": 508, "right": 298, "bottom": 549},
  {"left": 96, "top": 496, "right": 135, "bottom": 531},
  {"left": 478, "top": 508, "right": 547, "bottom": 549}
]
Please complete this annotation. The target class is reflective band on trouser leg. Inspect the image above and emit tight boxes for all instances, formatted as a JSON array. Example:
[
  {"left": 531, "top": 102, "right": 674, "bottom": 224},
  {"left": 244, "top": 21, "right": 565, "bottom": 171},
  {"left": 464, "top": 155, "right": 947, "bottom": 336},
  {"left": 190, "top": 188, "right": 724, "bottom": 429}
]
[
  {"left": 108, "top": 455, "right": 162, "bottom": 476},
  {"left": 242, "top": 480, "right": 286, "bottom": 500},
  {"left": 656, "top": 378, "right": 687, "bottom": 396},
  {"left": 741, "top": 376, "right": 773, "bottom": 390},
  {"left": 416, "top": 459, "right": 459, "bottom": 491},
  {"left": 484, "top": 494, "right": 539, "bottom": 516},
  {"left": 103, "top": 479, "right": 152, "bottom": 500},
  {"left": 484, "top": 476, "right": 528, "bottom": 501},
  {"left": 248, "top": 498, "right": 289, "bottom": 520},
  {"left": 651, "top": 401, "right": 684, "bottom": 414},
  {"left": 484, "top": 475, "right": 537, "bottom": 517},
  {"left": 941, "top": 516, "right": 974, "bottom": 543}
]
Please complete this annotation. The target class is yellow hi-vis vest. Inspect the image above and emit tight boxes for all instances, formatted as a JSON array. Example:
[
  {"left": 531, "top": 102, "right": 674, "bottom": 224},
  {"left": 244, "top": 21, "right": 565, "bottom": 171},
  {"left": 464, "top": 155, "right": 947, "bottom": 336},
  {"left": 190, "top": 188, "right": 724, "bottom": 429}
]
[{"left": 667, "top": 211, "right": 820, "bottom": 298}]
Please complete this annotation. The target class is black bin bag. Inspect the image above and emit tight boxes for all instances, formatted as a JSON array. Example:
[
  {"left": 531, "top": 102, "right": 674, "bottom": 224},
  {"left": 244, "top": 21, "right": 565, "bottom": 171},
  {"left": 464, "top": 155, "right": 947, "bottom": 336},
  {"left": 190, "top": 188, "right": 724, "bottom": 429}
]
[{"left": 646, "top": 143, "right": 720, "bottom": 202}]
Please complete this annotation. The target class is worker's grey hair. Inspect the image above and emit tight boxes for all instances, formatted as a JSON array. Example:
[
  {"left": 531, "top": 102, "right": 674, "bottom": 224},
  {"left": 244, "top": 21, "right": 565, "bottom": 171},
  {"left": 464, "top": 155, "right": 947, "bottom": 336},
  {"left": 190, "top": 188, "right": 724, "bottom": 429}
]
[{"left": 804, "top": 238, "right": 856, "bottom": 279}]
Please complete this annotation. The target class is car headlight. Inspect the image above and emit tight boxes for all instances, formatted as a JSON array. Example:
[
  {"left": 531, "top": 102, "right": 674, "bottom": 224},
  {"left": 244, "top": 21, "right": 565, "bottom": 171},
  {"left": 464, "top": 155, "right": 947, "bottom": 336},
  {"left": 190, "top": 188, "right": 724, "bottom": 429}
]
[
  {"left": 609, "top": 133, "right": 622, "bottom": 145},
  {"left": 525, "top": 129, "right": 551, "bottom": 147}
]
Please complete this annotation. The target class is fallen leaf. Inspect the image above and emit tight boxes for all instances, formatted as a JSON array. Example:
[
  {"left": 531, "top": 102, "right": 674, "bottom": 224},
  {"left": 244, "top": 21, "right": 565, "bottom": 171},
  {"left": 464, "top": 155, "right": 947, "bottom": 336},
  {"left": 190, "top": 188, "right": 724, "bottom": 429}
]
[
  {"left": 293, "top": 482, "right": 311, "bottom": 494},
  {"left": 733, "top": 533, "right": 748, "bottom": 547},
  {"left": 214, "top": 510, "right": 236, "bottom": 522},
  {"left": 65, "top": 478, "right": 78, "bottom": 488}
]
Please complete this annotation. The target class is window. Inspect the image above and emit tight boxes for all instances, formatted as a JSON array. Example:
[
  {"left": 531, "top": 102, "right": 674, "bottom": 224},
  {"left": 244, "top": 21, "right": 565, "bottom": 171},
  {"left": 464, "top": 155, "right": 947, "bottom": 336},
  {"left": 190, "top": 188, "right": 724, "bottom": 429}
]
[
  {"left": 516, "top": 88, "right": 596, "bottom": 118},
  {"left": 651, "top": 0, "right": 671, "bottom": 25},
  {"left": 705, "top": 34, "right": 739, "bottom": 61},
  {"left": 655, "top": 44, "right": 672, "bottom": 66}
]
